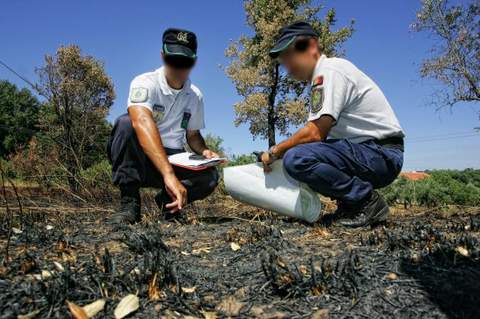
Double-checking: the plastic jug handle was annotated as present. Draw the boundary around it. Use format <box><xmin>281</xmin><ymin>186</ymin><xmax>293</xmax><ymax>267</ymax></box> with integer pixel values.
<box><xmin>252</xmin><ymin>151</ymin><xmax>264</xmax><ymax>163</ymax></box>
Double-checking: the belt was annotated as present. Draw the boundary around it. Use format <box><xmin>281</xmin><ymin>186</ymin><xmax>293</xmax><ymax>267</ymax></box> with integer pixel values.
<box><xmin>371</xmin><ymin>136</ymin><xmax>404</xmax><ymax>151</ymax></box>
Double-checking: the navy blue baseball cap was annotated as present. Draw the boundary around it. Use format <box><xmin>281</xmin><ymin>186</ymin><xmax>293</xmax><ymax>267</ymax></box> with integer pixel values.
<box><xmin>269</xmin><ymin>21</ymin><xmax>318</xmax><ymax>58</ymax></box>
<box><xmin>162</xmin><ymin>28</ymin><xmax>197</xmax><ymax>59</ymax></box>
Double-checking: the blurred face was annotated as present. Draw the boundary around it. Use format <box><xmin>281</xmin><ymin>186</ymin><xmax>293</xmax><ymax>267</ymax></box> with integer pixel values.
<box><xmin>162</xmin><ymin>53</ymin><xmax>196</xmax><ymax>85</ymax></box>
<box><xmin>277</xmin><ymin>37</ymin><xmax>319</xmax><ymax>81</ymax></box>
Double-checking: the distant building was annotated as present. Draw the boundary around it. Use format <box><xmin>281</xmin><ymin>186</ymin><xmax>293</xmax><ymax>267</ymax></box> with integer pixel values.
<box><xmin>399</xmin><ymin>171</ymin><xmax>431</xmax><ymax>181</ymax></box>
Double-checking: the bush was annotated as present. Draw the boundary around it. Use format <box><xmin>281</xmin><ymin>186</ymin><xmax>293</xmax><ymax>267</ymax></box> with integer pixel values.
<box><xmin>0</xmin><ymin>158</ymin><xmax>16</xmax><ymax>179</ymax></box>
<box><xmin>9</xmin><ymin>137</ymin><xmax>66</xmax><ymax>188</ymax></box>
<box><xmin>79</xmin><ymin>160</ymin><xmax>112</xmax><ymax>189</ymax></box>
<box><xmin>380</xmin><ymin>169</ymin><xmax>480</xmax><ymax>208</ymax></box>
<box><xmin>79</xmin><ymin>160</ymin><xmax>115</xmax><ymax>199</ymax></box>
<box><xmin>379</xmin><ymin>177</ymin><xmax>415</xmax><ymax>208</ymax></box>
<box><xmin>415</xmin><ymin>179</ymin><xmax>452</xmax><ymax>208</ymax></box>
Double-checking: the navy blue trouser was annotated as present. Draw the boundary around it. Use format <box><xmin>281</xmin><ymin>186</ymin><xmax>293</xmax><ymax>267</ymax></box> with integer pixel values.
<box><xmin>283</xmin><ymin>139</ymin><xmax>403</xmax><ymax>205</ymax></box>
<box><xmin>107</xmin><ymin>114</ymin><xmax>219</xmax><ymax>204</ymax></box>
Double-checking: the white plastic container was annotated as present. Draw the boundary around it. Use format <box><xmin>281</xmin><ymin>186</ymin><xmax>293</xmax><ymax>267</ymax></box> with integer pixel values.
<box><xmin>223</xmin><ymin>160</ymin><xmax>321</xmax><ymax>223</ymax></box>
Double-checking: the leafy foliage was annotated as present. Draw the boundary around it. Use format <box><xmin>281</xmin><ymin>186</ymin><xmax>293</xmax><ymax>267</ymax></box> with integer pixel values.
<box><xmin>225</xmin><ymin>0</ymin><xmax>354</xmax><ymax>147</ymax></box>
<box><xmin>227</xmin><ymin>154</ymin><xmax>256</xmax><ymax>167</ymax></box>
<box><xmin>78</xmin><ymin>159</ymin><xmax>115</xmax><ymax>199</ymax></box>
<box><xmin>379</xmin><ymin>169</ymin><xmax>480</xmax><ymax>208</ymax></box>
<box><xmin>0</xmin><ymin>80</ymin><xmax>40</xmax><ymax>157</ymax></box>
<box><xmin>35</xmin><ymin>45</ymin><xmax>115</xmax><ymax>191</ymax></box>
<box><xmin>9</xmin><ymin>137</ymin><xmax>66</xmax><ymax>188</ymax></box>
<box><xmin>412</xmin><ymin>0</ymin><xmax>480</xmax><ymax>108</ymax></box>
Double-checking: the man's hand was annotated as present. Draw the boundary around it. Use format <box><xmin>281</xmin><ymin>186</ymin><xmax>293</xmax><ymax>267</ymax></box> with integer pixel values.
<box><xmin>202</xmin><ymin>149</ymin><xmax>219</xmax><ymax>159</ymax></box>
<box><xmin>261</xmin><ymin>151</ymin><xmax>276</xmax><ymax>173</ymax></box>
<box><xmin>163</xmin><ymin>173</ymin><xmax>187</xmax><ymax>213</ymax></box>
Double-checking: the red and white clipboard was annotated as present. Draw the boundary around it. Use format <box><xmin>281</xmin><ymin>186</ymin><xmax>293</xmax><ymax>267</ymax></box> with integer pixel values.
<box><xmin>168</xmin><ymin>152</ymin><xmax>227</xmax><ymax>171</ymax></box>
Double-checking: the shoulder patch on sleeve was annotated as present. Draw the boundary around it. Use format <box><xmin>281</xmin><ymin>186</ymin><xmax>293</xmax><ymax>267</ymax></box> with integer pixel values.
<box><xmin>310</xmin><ymin>85</ymin><xmax>324</xmax><ymax>114</ymax></box>
<box><xmin>130</xmin><ymin>87</ymin><xmax>148</xmax><ymax>103</ymax></box>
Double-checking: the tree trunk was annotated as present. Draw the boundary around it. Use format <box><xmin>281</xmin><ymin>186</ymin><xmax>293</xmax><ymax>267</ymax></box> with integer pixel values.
<box><xmin>267</xmin><ymin>64</ymin><xmax>280</xmax><ymax>148</ymax></box>
<box><xmin>67</xmin><ymin>173</ymin><xmax>78</xmax><ymax>193</ymax></box>
<box><xmin>267</xmin><ymin>106</ymin><xmax>276</xmax><ymax>147</ymax></box>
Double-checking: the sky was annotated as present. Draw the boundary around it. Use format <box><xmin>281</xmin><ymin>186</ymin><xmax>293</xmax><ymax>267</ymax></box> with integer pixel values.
<box><xmin>1</xmin><ymin>0</ymin><xmax>479</xmax><ymax>171</ymax></box>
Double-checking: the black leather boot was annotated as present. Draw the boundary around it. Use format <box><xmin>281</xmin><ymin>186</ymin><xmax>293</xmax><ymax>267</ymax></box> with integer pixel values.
<box><xmin>110</xmin><ymin>185</ymin><xmax>141</xmax><ymax>225</ymax></box>
<box><xmin>337</xmin><ymin>191</ymin><xmax>389</xmax><ymax>228</ymax></box>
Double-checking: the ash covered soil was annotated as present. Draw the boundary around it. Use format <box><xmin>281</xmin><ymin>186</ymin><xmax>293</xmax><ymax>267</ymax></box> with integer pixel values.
<box><xmin>1</xmin><ymin>193</ymin><xmax>480</xmax><ymax>319</ymax></box>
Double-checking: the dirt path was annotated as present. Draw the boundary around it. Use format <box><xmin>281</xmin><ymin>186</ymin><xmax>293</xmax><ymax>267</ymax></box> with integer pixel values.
<box><xmin>1</xmin><ymin>195</ymin><xmax>479</xmax><ymax>318</ymax></box>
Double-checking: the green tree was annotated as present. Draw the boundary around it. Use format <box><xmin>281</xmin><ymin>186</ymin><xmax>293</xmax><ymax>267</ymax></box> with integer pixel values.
<box><xmin>204</xmin><ymin>133</ymin><xmax>226</xmax><ymax>157</ymax></box>
<box><xmin>36</xmin><ymin>45</ymin><xmax>115</xmax><ymax>192</ymax></box>
<box><xmin>225</xmin><ymin>0</ymin><xmax>354</xmax><ymax>147</ymax></box>
<box><xmin>0</xmin><ymin>80</ymin><xmax>40</xmax><ymax>157</ymax></box>
<box><xmin>413</xmin><ymin>0</ymin><xmax>480</xmax><ymax>108</ymax></box>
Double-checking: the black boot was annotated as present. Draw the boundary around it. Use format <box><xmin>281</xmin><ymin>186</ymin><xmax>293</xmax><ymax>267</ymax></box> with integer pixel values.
<box><xmin>337</xmin><ymin>191</ymin><xmax>389</xmax><ymax>228</ymax></box>
<box><xmin>110</xmin><ymin>185</ymin><xmax>141</xmax><ymax>225</ymax></box>
<box><xmin>334</xmin><ymin>200</ymin><xmax>358</xmax><ymax>217</ymax></box>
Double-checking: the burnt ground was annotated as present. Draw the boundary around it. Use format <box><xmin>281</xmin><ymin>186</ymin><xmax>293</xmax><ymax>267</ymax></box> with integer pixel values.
<box><xmin>1</xmin><ymin>189</ymin><xmax>480</xmax><ymax>319</ymax></box>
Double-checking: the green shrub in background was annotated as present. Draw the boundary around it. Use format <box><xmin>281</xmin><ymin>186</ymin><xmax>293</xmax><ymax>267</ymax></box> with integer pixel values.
<box><xmin>78</xmin><ymin>160</ymin><xmax>115</xmax><ymax>200</ymax></box>
<box><xmin>0</xmin><ymin>157</ymin><xmax>16</xmax><ymax>179</ymax></box>
<box><xmin>415</xmin><ymin>178</ymin><xmax>452</xmax><ymax>208</ymax></box>
<box><xmin>380</xmin><ymin>169</ymin><xmax>480</xmax><ymax>208</ymax></box>
<box><xmin>226</xmin><ymin>154</ymin><xmax>256</xmax><ymax>167</ymax></box>
<box><xmin>204</xmin><ymin>134</ymin><xmax>226</xmax><ymax>158</ymax></box>
<box><xmin>379</xmin><ymin>177</ymin><xmax>412</xmax><ymax>208</ymax></box>
<box><xmin>79</xmin><ymin>159</ymin><xmax>113</xmax><ymax>191</ymax></box>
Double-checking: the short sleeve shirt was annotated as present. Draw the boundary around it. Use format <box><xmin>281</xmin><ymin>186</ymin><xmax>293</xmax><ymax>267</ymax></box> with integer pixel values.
<box><xmin>127</xmin><ymin>67</ymin><xmax>205</xmax><ymax>149</ymax></box>
<box><xmin>308</xmin><ymin>55</ymin><xmax>405</xmax><ymax>143</ymax></box>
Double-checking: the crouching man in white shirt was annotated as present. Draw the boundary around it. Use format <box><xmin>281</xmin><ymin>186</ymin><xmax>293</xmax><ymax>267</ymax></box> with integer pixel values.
<box><xmin>107</xmin><ymin>28</ymin><xmax>219</xmax><ymax>225</ymax></box>
<box><xmin>262</xmin><ymin>22</ymin><xmax>405</xmax><ymax>227</ymax></box>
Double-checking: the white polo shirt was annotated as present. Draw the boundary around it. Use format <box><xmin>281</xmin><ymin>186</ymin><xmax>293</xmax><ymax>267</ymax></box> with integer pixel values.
<box><xmin>127</xmin><ymin>66</ymin><xmax>205</xmax><ymax>149</ymax></box>
<box><xmin>308</xmin><ymin>54</ymin><xmax>404</xmax><ymax>143</ymax></box>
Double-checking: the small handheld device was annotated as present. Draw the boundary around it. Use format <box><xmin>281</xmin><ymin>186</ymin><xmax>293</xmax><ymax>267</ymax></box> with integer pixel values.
<box><xmin>189</xmin><ymin>154</ymin><xmax>206</xmax><ymax>160</ymax></box>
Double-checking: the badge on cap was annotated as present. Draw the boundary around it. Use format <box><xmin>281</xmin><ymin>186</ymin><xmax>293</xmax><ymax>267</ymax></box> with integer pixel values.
<box><xmin>130</xmin><ymin>87</ymin><xmax>148</xmax><ymax>103</ymax></box>
<box><xmin>177</xmin><ymin>32</ymin><xmax>189</xmax><ymax>44</ymax></box>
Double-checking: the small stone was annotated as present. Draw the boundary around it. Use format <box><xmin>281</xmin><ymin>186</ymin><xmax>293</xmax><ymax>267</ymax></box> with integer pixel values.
<box><xmin>311</xmin><ymin>308</ymin><xmax>329</xmax><ymax>319</ymax></box>
<box><xmin>386</xmin><ymin>272</ymin><xmax>398</xmax><ymax>280</ymax></box>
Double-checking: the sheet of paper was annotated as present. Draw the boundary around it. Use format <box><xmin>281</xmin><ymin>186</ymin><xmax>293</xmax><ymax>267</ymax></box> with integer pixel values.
<box><xmin>168</xmin><ymin>152</ymin><xmax>226</xmax><ymax>168</ymax></box>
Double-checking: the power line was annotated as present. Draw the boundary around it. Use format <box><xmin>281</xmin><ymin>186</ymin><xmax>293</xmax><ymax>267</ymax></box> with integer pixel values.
<box><xmin>407</xmin><ymin>130</ymin><xmax>479</xmax><ymax>141</ymax></box>
<box><xmin>0</xmin><ymin>59</ymin><xmax>40</xmax><ymax>93</ymax></box>
<box><xmin>407</xmin><ymin>133</ymin><xmax>480</xmax><ymax>143</ymax></box>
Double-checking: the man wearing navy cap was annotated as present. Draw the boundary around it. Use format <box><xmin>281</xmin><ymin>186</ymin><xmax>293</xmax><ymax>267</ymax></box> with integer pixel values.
<box><xmin>262</xmin><ymin>22</ymin><xmax>405</xmax><ymax>227</ymax></box>
<box><xmin>107</xmin><ymin>28</ymin><xmax>219</xmax><ymax>225</ymax></box>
